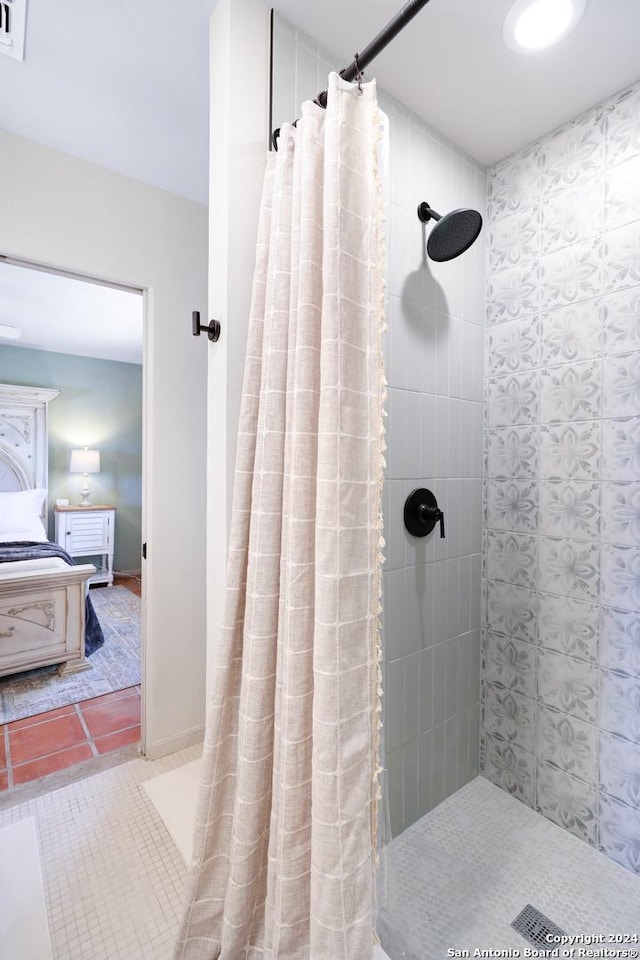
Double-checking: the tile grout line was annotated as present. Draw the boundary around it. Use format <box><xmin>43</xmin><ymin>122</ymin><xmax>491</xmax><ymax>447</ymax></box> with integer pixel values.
<box><xmin>4</xmin><ymin>688</ymin><xmax>141</xmax><ymax>789</ymax></box>
<box><xmin>74</xmin><ymin>703</ymin><xmax>100</xmax><ymax>758</ymax></box>
<box><xmin>3</xmin><ymin>724</ymin><xmax>13</xmax><ymax>789</ymax></box>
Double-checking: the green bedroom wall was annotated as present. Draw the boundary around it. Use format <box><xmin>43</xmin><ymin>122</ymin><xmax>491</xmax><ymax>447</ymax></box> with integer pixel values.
<box><xmin>0</xmin><ymin>345</ymin><xmax>142</xmax><ymax>573</ymax></box>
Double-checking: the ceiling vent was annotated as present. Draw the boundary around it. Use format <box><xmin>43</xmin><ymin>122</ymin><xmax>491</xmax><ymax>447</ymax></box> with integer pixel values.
<box><xmin>0</xmin><ymin>0</ymin><xmax>27</xmax><ymax>61</ymax></box>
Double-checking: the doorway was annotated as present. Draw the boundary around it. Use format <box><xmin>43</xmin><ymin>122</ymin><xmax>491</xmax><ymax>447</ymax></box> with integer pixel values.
<box><xmin>0</xmin><ymin>259</ymin><xmax>145</xmax><ymax>791</ymax></box>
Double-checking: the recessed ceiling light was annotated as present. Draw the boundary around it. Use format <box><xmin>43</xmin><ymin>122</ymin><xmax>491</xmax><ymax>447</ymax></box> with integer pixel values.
<box><xmin>504</xmin><ymin>0</ymin><xmax>586</xmax><ymax>53</ymax></box>
<box><xmin>0</xmin><ymin>324</ymin><xmax>22</xmax><ymax>340</ymax></box>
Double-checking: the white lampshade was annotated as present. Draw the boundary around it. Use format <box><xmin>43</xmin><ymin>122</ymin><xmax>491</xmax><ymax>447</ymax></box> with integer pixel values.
<box><xmin>70</xmin><ymin>447</ymin><xmax>101</xmax><ymax>474</ymax></box>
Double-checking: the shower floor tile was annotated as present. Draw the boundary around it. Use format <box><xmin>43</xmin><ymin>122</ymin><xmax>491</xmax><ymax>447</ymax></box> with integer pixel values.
<box><xmin>0</xmin><ymin>743</ymin><xmax>199</xmax><ymax>959</ymax></box>
<box><xmin>378</xmin><ymin>776</ymin><xmax>640</xmax><ymax>960</ymax></box>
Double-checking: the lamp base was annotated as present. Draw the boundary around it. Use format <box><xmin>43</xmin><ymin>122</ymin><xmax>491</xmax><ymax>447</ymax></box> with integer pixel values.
<box><xmin>79</xmin><ymin>480</ymin><xmax>92</xmax><ymax>507</ymax></box>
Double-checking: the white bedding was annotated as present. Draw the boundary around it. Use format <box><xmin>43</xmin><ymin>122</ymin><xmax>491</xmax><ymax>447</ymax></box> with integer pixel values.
<box><xmin>0</xmin><ymin>557</ymin><xmax>67</xmax><ymax>576</ymax></box>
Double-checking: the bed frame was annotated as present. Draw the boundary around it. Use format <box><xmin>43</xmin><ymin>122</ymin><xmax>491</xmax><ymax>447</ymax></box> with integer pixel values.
<box><xmin>0</xmin><ymin>383</ymin><xmax>96</xmax><ymax>678</ymax></box>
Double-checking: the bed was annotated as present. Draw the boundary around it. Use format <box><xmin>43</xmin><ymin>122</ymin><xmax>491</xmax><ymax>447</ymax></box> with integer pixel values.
<box><xmin>0</xmin><ymin>383</ymin><xmax>100</xmax><ymax>678</ymax></box>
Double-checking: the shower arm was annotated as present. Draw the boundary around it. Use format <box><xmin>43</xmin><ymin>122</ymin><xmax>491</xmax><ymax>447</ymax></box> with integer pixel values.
<box><xmin>272</xmin><ymin>0</ymin><xmax>432</xmax><ymax>148</ymax></box>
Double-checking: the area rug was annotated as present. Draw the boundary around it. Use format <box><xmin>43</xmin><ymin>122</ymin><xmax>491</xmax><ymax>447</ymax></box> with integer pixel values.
<box><xmin>0</xmin><ymin>586</ymin><xmax>141</xmax><ymax>725</ymax></box>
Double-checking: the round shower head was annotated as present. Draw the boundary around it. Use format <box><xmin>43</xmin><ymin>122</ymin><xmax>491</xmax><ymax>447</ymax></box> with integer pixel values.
<box><xmin>427</xmin><ymin>208</ymin><xmax>483</xmax><ymax>262</ymax></box>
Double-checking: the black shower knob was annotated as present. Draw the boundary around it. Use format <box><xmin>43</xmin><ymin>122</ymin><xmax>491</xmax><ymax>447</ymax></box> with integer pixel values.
<box><xmin>404</xmin><ymin>488</ymin><xmax>445</xmax><ymax>538</ymax></box>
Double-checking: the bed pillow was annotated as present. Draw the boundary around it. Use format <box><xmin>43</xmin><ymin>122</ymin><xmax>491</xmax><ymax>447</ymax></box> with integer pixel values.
<box><xmin>0</xmin><ymin>488</ymin><xmax>48</xmax><ymax>543</ymax></box>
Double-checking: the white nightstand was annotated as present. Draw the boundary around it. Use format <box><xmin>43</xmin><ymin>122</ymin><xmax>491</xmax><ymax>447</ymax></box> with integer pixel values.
<box><xmin>54</xmin><ymin>505</ymin><xmax>116</xmax><ymax>586</ymax></box>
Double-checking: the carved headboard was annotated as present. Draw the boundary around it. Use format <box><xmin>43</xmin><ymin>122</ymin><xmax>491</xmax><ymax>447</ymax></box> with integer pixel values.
<box><xmin>0</xmin><ymin>384</ymin><xmax>60</xmax><ymax>494</ymax></box>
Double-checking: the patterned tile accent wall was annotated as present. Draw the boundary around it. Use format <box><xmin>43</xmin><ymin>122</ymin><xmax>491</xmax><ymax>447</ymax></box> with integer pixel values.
<box><xmin>482</xmin><ymin>81</ymin><xmax>640</xmax><ymax>875</ymax></box>
<box><xmin>272</xmin><ymin>14</ymin><xmax>488</xmax><ymax>839</ymax></box>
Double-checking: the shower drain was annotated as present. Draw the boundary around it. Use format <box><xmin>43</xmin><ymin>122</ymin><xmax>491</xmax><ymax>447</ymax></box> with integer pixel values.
<box><xmin>511</xmin><ymin>904</ymin><xmax>567</xmax><ymax>950</ymax></box>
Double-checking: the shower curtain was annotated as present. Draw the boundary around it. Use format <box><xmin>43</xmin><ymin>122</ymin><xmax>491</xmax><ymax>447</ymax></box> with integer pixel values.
<box><xmin>174</xmin><ymin>72</ymin><xmax>386</xmax><ymax>960</ymax></box>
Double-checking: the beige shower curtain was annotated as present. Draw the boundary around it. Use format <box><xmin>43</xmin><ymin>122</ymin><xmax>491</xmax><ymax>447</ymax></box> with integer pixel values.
<box><xmin>174</xmin><ymin>72</ymin><xmax>386</xmax><ymax>960</ymax></box>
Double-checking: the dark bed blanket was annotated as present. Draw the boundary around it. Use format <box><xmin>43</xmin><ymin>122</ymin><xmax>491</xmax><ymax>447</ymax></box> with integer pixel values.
<box><xmin>0</xmin><ymin>542</ymin><xmax>105</xmax><ymax>656</ymax></box>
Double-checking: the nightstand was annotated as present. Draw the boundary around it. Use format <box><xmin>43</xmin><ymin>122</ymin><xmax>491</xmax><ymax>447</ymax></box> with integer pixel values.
<box><xmin>54</xmin><ymin>505</ymin><xmax>116</xmax><ymax>586</ymax></box>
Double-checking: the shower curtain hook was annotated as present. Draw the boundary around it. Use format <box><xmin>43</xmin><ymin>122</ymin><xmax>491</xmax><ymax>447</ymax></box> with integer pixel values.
<box><xmin>353</xmin><ymin>53</ymin><xmax>363</xmax><ymax>93</ymax></box>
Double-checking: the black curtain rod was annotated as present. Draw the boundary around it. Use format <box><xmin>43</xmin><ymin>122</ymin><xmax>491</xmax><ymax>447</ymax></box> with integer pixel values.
<box><xmin>273</xmin><ymin>0</ymin><xmax>431</xmax><ymax>148</ymax></box>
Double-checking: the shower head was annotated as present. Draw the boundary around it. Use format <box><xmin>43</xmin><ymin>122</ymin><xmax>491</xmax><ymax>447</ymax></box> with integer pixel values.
<box><xmin>417</xmin><ymin>201</ymin><xmax>483</xmax><ymax>262</ymax></box>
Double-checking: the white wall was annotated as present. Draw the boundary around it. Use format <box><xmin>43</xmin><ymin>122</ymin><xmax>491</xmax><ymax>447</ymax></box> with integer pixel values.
<box><xmin>207</xmin><ymin>0</ymin><xmax>271</xmax><ymax>700</ymax></box>
<box><xmin>0</xmin><ymin>130</ymin><xmax>208</xmax><ymax>758</ymax></box>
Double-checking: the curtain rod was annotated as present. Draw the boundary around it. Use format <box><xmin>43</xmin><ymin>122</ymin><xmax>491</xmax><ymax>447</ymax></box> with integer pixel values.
<box><xmin>273</xmin><ymin>0</ymin><xmax>431</xmax><ymax>148</ymax></box>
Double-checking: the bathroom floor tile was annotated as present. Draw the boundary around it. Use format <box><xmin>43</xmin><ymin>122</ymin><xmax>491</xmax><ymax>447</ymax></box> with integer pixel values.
<box><xmin>0</xmin><ymin>743</ymin><xmax>200</xmax><ymax>959</ymax></box>
<box><xmin>12</xmin><ymin>744</ymin><xmax>95</xmax><ymax>786</ymax></box>
<box><xmin>378</xmin><ymin>776</ymin><xmax>640</xmax><ymax>959</ymax></box>
<box><xmin>80</xmin><ymin>692</ymin><xmax>141</xmax><ymax>738</ymax></box>
<box><xmin>0</xmin><ymin>689</ymin><xmax>141</xmax><ymax>795</ymax></box>
<box><xmin>8</xmin><ymin>704</ymin><xmax>76</xmax><ymax>733</ymax></box>
<box><xmin>9</xmin><ymin>713</ymin><xmax>87</xmax><ymax>766</ymax></box>
<box><xmin>95</xmin><ymin>724</ymin><xmax>141</xmax><ymax>755</ymax></box>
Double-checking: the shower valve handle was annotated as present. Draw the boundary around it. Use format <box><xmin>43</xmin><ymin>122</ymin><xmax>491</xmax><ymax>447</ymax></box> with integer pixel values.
<box><xmin>404</xmin><ymin>488</ymin><xmax>446</xmax><ymax>539</ymax></box>
<box><xmin>419</xmin><ymin>502</ymin><xmax>445</xmax><ymax>538</ymax></box>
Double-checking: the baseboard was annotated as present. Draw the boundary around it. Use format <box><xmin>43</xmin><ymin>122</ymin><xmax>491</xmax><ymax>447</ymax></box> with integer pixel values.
<box><xmin>143</xmin><ymin>724</ymin><xmax>205</xmax><ymax>761</ymax></box>
<box><xmin>114</xmin><ymin>569</ymin><xmax>142</xmax><ymax>578</ymax></box>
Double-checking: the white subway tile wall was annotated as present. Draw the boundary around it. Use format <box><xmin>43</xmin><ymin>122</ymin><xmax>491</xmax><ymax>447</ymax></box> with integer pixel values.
<box><xmin>483</xmin><ymin>81</ymin><xmax>640</xmax><ymax>876</ymax></box>
<box><xmin>272</xmin><ymin>13</ymin><xmax>487</xmax><ymax>837</ymax></box>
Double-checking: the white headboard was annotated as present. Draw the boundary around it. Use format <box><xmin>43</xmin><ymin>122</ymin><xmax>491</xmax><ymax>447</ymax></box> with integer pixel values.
<box><xmin>0</xmin><ymin>384</ymin><xmax>60</xmax><ymax>493</ymax></box>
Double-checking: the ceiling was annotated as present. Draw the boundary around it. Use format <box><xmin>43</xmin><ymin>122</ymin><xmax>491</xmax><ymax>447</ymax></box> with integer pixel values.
<box><xmin>0</xmin><ymin>0</ymin><xmax>638</xmax><ymax>203</ymax></box>
<box><xmin>280</xmin><ymin>0</ymin><xmax>640</xmax><ymax>166</ymax></box>
<box><xmin>0</xmin><ymin>262</ymin><xmax>143</xmax><ymax>365</ymax></box>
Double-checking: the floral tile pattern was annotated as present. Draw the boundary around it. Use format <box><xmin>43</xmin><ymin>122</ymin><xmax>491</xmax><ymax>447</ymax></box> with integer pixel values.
<box><xmin>536</xmin><ymin>761</ymin><xmax>598</xmax><ymax>845</ymax></box>
<box><xmin>484</xmin><ymin>80</ymin><xmax>640</xmax><ymax>876</ymax></box>
<box><xmin>485</xmin><ymin>426</ymin><xmax>539</xmax><ymax>479</ymax></box>
<box><xmin>538</xmin><ymin>537</ymin><xmax>600</xmax><ymax>601</ymax></box>
<box><xmin>536</xmin><ymin>704</ymin><xmax>597</xmax><ymax>783</ymax></box>
<box><xmin>602</xmin><ymin>351</ymin><xmax>640</xmax><ymax>418</ymax></box>
<box><xmin>601</xmin><ymin>482</ymin><xmax>640</xmax><ymax>545</ymax></box>
<box><xmin>538</xmin><ymin>481</ymin><xmax>600</xmax><ymax>540</ymax></box>
<box><xmin>537</xmin><ymin>648</ymin><xmax>599</xmax><ymax>724</ymax></box>
<box><xmin>539</xmin><ymin>241</ymin><xmax>602</xmax><ymax>312</ymax></box>
<box><xmin>602</xmin><ymin>287</ymin><xmax>640</xmax><ymax>357</ymax></box>
<box><xmin>600</xmin><ymin>671</ymin><xmax>640</xmax><ymax>743</ymax></box>
<box><xmin>487</xmin><ymin>316</ymin><xmax>540</xmax><ymax>376</ymax></box>
<box><xmin>599</xmin><ymin>606</ymin><xmax>640</xmax><ymax>678</ymax></box>
<box><xmin>484</xmin><ymin>631</ymin><xmax>537</xmax><ymax>699</ymax></box>
<box><xmin>539</xmin><ymin>360</ymin><xmax>602</xmax><ymax>423</ymax></box>
<box><xmin>601</xmin><ymin>417</ymin><xmax>640</xmax><ymax>481</ymax></box>
<box><xmin>599</xmin><ymin>794</ymin><xmax>640</xmax><ymax>874</ymax></box>
<box><xmin>485</xmin><ymin>581</ymin><xmax>538</xmax><ymax>644</ymax></box>
<box><xmin>539</xmin><ymin>421</ymin><xmax>601</xmax><ymax>480</ymax></box>
<box><xmin>538</xmin><ymin>594</ymin><xmax>598</xmax><ymax>662</ymax></box>
<box><xmin>600</xmin><ymin>732</ymin><xmax>640</xmax><ymax>809</ymax></box>
<box><xmin>542</xmin><ymin>179</ymin><xmax>604</xmax><ymax>254</ymax></box>
<box><xmin>541</xmin><ymin>114</ymin><xmax>604</xmax><ymax>187</ymax></box>
<box><xmin>484</xmin><ymin>686</ymin><xmax>535</xmax><ymax>753</ymax></box>
<box><xmin>483</xmin><ymin>734</ymin><xmax>535</xmax><ymax>805</ymax></box>
<box><xmin>600</xmin><ymin>544</ymin><xmax>640</xmax><ymax>611</ymax></box>
<box><xmin>487</xmin><ymin>372</ymin><xmax>539</xmax><ymax>427</ymax></box>
<box><xmin>484</xmin><ymin>530</ymin><xmax>538</xmax><ymax>587</ymax></box>
<box><xmin>540</xmin><ymin>302</ymin><xmax>602</xmax><ymax>365</ymax></box>
<box><xmin>484</xmin><ymin>479</ymin><xmax>538</xmax><ymax>533</ymax></box>
<box><xmin>602</xmin><ymin>222</ymin><xmax>640</xmax><ymax>294</ymax></box>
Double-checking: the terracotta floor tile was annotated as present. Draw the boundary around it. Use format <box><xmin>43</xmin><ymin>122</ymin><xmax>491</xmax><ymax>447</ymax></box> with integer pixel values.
<box><xmin>10</xmin><ymin>712</ymin><xmax>87</xmax><ymax>766</ymax></box>
<box><xmin>81</xmin><ymin>693</ymin><xmax>141</xmax><ymax>738</ymax></box>
<box><xmin>12</xmin><ymin>744</ymin><xmax>94</xmax><ymax>786</ymax></box>
<box><xmin>0</xmin><ymin>770</ymin><xmax>7</xmax><ymax>791</ymax></box>
<box><xmin>9</xmin><ymin>704</ymin><xmax>76</xmax><ymax>733</ymax></box>
<box><xmin>95</xmin><ymin>725</ymin><xmax>141</xmax><ymax>755</ymax></box>
<box><xmin>77</xmin><ymin>687</ymin><xmax>138</xmax><ymax>709</ymax></box>
<box><xmin>0</xmin><ymin>732</ymin><xmax>6</xmax><ymax>770</ymax></box>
